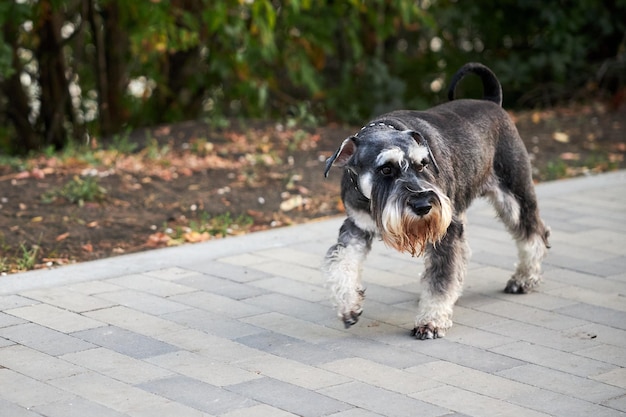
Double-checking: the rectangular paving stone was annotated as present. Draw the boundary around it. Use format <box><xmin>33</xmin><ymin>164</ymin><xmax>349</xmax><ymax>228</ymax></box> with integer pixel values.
<box><xmin>187</xmin><ymin>260</ymin><xmax>272</xmax><ymax>283</ymax></box>
<box><xmin>574</xmin><ymin>344</ymin><xmax>626</xmax><ymax>367</ymax></box>
<box><xmin>319</xmin><ymin>337</ymin><xmax>435</xmax><ymax>369</ymax></box>
<box><xmin>507</xmin><ymin>386</ymin><xmax>625</xmax><ymax>417</ymax></box>
<box><xmin>0</xmin><ymin>294</ymin><xmax>39</xmax><ymax>310</ymax></box>
<box><xmin>395</xmin><ymin>338</ymin><xmax>526</xmax><ymax>373</ymax></box>
<box><xmin>443</xmin><ymin>323</ymin><xmax>517</xmax><ymax>349</ymax></box>
<box><xmin>96</xmin><ymin>289</ymin><xmax>191</xmax><ymax>316</ymax></box>
<box><xmin>234</xmin><ymin>354</ymin><xmax>350</xmax><ymax>390</ymax></box>
<box><xmin>473</xmin><ymin>300</ymin><xmax>589</xmax><ymax>330</ymax></box>
<box><xmin>250</xmin><ymin>260</ymin><xmax>323</xmax><ymax>285</ymax></box>
<box><xmin>6</xmin><ymin>304</ymin><xmax>104</xmax><ymax>333</ymax></box>
<box><xmin>602</xmin><ymin>395</ymin><xmax>626</xmax><ymax>413</ymax></box>
<box><xmin>322</xmin><ymin>409</ymin><xmax>385</xmax><ymax>417</ymax></box>
<box><xmin>83</xmin><ymin>306</ymin><xmax>185</xmax><ymax>337</ymax></box>
<box><xmin>61</xmin><ymin>347</ymin><xmax>174</xmax><ymax>384</ymax></box>
<box><xmin>106</xmin><ymin>274</ymin><xmax>196</xmax><ymax>297</ymax></box>
<box><xmin>139</xmin><ymin>375</ymin><xmax>258</xmax><ymax>415</ymax></box>
<box><xmin>169</xmin><ymin>290</ymin><xmax>266</xmax><ymax>318</ymax></box>
<box><xmin>0</xmin><ymin>311</ymin><xmax>26</xmax><ymax>328</ymax></box>
<box><xmin>549</xmin><ymin>268</ymin><xmax>626</xmax><ymax>294</ymax></box>
<box><xmin>407</xmin><ymin>360</ymin><xmax>536</xmax><ymax>400</ymax></box>
<box><xmin>217</xmin><ymin>253</ymin><xmax>272</xmax><ymax>267</ymax></box>
<box><xmin>0</xmin><ymin>368</ymin><xmax>75</xmax><ymax>409</ymax></box>
<box><xmin>253</xmin><ymin>247</ymin><xmax>324</xmax><ymax>269</ymax></box>
<box><xmin>0</xmin><ymin>336</ymin><xmax>14</xmax><ymax>348</ymax></box>
<box><xmin>142</xmin><ymin>266</ymin><xmax>204</xmax><ymax>281</ymax></box>
<box><xmin>241</xmin><ymin>312</ymin><xmax>348</xmax><ymax>344</ymax></box>
<box><xmin>157</xmin><ymin>329</ymin><xmax>261</xmax><ymax>362</ymax></box>
<box><xmin>236</xmin><ymin>331</ymin><xmax>349</xmax><ymax>365</ymax></box>
<box><xmin>221</xmin><ymin>404</ymin><xmax>300</xmax><ymax>417</ymax></box>
<box><xmin>0</xmin><ymin>345</ymin><xmax>86</xmax><ymax>381</ymax></box>
<box><xmin>31</xmin><ymin>396</ymin><xmax>127</xmax><ymax>417</ymax></box>
<box><xmin>556</xmin><ymin>303</ymin><xmax>626</xmax><ymax>330</ymax></box>
<box><xmin>19</xmin><ymin>287</ymin><xmax>115</xmax><ymax>312</ymax></box>
<box><xmin>0</xmin><ymin>322</ymin><xmax>95</xmax><ymax>356</ymax></box>
<box><xmin>569</xmin><ymin>323</ymin><xmax>626</xmax><ymax>349</ymax></box>
<box><xmin>71</xmin><ymin>326</ymin><xmax>180</xmax><ymax>359</ymax></box>
<box><xmin>413</xmin><ymin>385</ymin><xmax>552</xmax><ymax>417</ymax></box>
<box><xmin>321</xmin><ymin>358</ymin><xmax>442</xmax><ymax>394</ymax></box>
<box><xmin>228</xmin><ymin>377</ymin><xmax>351</xmax><ymax>417</ymax></box>
<box><xmin>490</xmin><ymin>341</ymin><xmax>615</xmax><ymax>377</ymax></box>
<box><xmin>123</xmin><ymin>400</ymin><xmax>210</xmax><ymax>417</ymax></box>
<box><xmin>178</xmin><ymin>274</ymin><xmax>268</xmax><ymax>300</ymax></box>
<box><xmin>250</xmin><ymin>277</ymin><xmax>328</xmax><ymax>302</ymax></box>
<box><xmin>483</xmin><ymin>319</ymin><xmax>602</xmax><ymax>352</ymax></box>
<box><xmin>0</xmin><ymin>398</ymin><xmax>44</xmax><ymax>417</ymax></box>
<box><xmin>146</xmin><ymin>350</ymin><xmax>262</xmax><ymax>386</ymax></box>
<box><xmin>591</xmin><ymin>368</ymin><xmax>626</xmax><ymax>389</ymax></box>
<box><xmin>243</xmin><ymin>293</ymin><xmax>330</xmax><ymax>323</ymax></box>
<box><xmin>496</xmin><ymin>364</ymin><xmax>625</xmax><ymax>404</ymax></box>
<box><xmin>319</xmin><ymin>381</ymin><xmax>448</xmax><ymax>417</ymax></box>
<box><xmin>162</xmin><ymin>308</ymin><xmax>265</xmax><ymax>339</ymax></box>
<box><xmin>547</xmin><ymin>285</ymin><xmax>626</xmax><ymax>312</ymax></box>
<box><xmin>65</xmin><ymin>280</ymin><xmax>122</xmax><ymax>294</ymax></box>
<box><xmin>50</xmin><ymin>371</ymin><xmax>173</xmax><ymax>415</ymax></box>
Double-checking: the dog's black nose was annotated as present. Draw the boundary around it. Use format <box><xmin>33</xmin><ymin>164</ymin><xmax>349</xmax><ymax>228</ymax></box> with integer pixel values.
<box><xmin>409</xmin><ymin>194</ymin><xmax>433</xmax><ymax>216</ymax></box>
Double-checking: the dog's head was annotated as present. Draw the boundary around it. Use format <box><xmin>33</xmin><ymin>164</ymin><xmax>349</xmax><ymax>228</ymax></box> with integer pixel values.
<box><xmin>325</xmin><ymin>124</ymin><xmax>452</xmax><ymax>255</ymax></box>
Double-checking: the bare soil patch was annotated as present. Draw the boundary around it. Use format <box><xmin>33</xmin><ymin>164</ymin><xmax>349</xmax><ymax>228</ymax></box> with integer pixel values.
<box><xmin>1</xmin><ymin>102</ymin><xmax>624</xmax><ymax>273</ymax></box>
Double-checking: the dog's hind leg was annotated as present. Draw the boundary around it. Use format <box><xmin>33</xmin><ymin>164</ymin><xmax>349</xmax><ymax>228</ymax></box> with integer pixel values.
<box><xmin>413</xmin><ymin>218</ymin><xmax>470</xmax><ymax>339</ymax></box>
<box><xmin>322</xmin><ymin>218</ymin><xmax>374</xmax><ymax>327</ymax></box>
<box><xmin>487</xmin><ymin>182</ymin><xmax>550</xmax><ymax>294</ymax></box>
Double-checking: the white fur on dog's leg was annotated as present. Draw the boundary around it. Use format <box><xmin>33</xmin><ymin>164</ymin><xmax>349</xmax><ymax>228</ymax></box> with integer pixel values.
<box><xmin>413</xmin><ymin>225</ymin><xmax>469</xmax><ymax>340</ymax></box>
<box><xmin>505</xmin><ymin>233</ymin><xmax>548</xmax><ymax>293</ymax></box>
<box><xmin>413</xmin><ymin>286</ymin><xmax>455</xmax><ymax>339</ymax></box>
<box><xmin>323</xmin><ymin>237</ymin><xmax>370</xmax><ymax>327</ymax></box>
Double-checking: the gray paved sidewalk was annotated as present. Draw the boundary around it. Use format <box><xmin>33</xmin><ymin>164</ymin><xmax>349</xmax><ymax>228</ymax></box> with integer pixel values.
<box><xmin>1</xmin><ymin>171</ymin><xmax>625</xmax><ymax>417</ymax></box>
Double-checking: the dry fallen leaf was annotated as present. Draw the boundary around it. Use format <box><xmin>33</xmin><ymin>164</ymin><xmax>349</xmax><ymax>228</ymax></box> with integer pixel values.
<box><xmin>183</xmin><ymin>231</ymin><xmax>210</xmax><ymax>243</ymax></box>
<box><xmin>280</xmin><ymin>195</ymin><xmax>303</xmax><ymax>212</ymax></box>
<box><xmin>81</xmin><ymin>243</ymin><xmax>93</xmax><ymax>253</ymax></box>
<box><xmin>56</xmin><ymin>232</ymin><xmax>70</xmax><ymax>241</ymax></box>
<box><xmin>552</xmin><ymin>132</ymin><xmax>570</xmax><ymax>143</ymax></box>
<box><xmin>146</xmin><ymin>232</ymin><xmax>171</xmax><ymax>247</ymax></box>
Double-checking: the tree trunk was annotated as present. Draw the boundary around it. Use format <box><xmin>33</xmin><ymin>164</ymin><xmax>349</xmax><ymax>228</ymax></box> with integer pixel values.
<box><xmin>1</xmin><ymin>16</ymin><xmax>38</xmax><ymax>154</ymax></box>
<box><xmin>101</xmin><ymin>1</ymin><xmax>129</xmax><ymax>133</ymax></box>
<box><xmin>35</xmin><ymin>0</ymin><xmax>72</xmax><ymax>150</ymax></box>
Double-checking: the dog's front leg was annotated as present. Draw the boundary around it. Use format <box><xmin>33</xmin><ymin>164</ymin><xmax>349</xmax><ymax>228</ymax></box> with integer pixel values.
<box><xmin>322</xmin><ymin>218</ymin><xmax>373</xmax><ymax>328</ymax></box>
<box><xmin>413</xmin><ymin>219</ymin><xmax>469</xmax><ymax>339</ymax></box>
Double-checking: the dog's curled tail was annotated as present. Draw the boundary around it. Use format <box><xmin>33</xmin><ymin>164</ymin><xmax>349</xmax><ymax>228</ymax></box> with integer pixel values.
<box><xmin>447</xmin><ymin>62</ymin><xmax>503</xmax><ymax>106</ymax></box>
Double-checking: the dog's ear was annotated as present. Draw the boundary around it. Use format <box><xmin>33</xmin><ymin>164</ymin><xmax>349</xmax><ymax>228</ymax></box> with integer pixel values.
<box><xmin>324</xmin><ymin>136</ymin><xmax>357</xmax><ymax>178</ymax></box>
<box><xmin>409</xmin><ymin>131</ymin><xmax>440</xmax><ymax>175</ymax></box>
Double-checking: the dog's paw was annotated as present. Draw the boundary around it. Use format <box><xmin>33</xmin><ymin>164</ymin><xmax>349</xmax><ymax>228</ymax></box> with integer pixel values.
<box><xmin>504</xmin><ymin>276</ymin><xmax>538</xmax><ymax>294</ymax></box>
<box><xmin>341</xmin><ymin>310</ymin><xmax>363</xmax><ymax>328</ymax></box>
<box><xmin>411</xmin><ymin>323</ymin><xmax>445</xmax><ymax>340</ymax></box>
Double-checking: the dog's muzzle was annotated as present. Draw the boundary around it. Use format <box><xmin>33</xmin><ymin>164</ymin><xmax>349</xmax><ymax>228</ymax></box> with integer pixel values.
<box><xmin>408</xmin><ymin>191</ymin><xmax>437</xmax><ymax>217</ymax></box>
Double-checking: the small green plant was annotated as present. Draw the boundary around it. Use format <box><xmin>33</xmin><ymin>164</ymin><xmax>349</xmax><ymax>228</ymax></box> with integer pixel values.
<box><xmin>543</xmin><ymin>159</ymin><xmax>569</xmax><ymax>181</ymax></box>
<box><xmin>43</xmin><ymin>175</ymin><xmax>108</xmax><ymax>206</ymax></box>
<box><xmin>0</xmin><ymin>257</ymin><xmax>9</xmax><ymax>274</ymax></box>
<box><xmin>16</xmin><ymin>243</ymin><xmax>39</xmax><ymax>271</ymax></box>
<box><xmin>109</xmin><ymin>129</ymin><xmax>138</xmax><ymax>153</ymax></box>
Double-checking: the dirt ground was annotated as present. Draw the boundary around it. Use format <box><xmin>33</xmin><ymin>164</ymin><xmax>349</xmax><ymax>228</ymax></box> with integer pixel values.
<box><xmin>1</xmin><ymin>101</ymin><xmax>624</xmax><ymax>273</ymax></box>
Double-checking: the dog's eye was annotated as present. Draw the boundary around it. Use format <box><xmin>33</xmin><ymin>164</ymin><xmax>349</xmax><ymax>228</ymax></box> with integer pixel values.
<box><xmin>379</xmin><ymin>165</ymin><xmax>395</xmax><ymax>177</ymax></box>
<box><xmin>415</xmin><ymin>159</ymin><xmax>429</xmax><ymax>172</ymax></box>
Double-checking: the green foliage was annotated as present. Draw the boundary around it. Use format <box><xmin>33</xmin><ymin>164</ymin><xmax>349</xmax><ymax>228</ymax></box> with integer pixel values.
<box><xmin>44</xmin><ymin>176</ymin><xmax>108</xmax><ymax>207</ymax></box>
<box><xmin>0</xmin><ymin>0</ymin><xmax>624</xmax><ymax>155</ymax></box>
